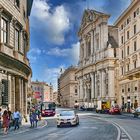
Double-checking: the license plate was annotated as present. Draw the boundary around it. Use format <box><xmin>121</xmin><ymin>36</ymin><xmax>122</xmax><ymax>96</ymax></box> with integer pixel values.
<box><xmin>64</xmin><ymin>120</ymin><xmax>67</xmax><ymax>123</ymax></box>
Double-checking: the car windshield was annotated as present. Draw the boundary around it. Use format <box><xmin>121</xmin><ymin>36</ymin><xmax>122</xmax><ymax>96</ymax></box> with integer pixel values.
<box><xmin>60</xmin><ymin>111</ymin><xmax>75</xmax><ymax>116</ymax></box>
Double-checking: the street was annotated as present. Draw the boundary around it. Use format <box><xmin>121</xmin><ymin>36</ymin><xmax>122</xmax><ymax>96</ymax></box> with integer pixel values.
<box><xmin>1</xmin><ymin>111</ymin><xmax>140</xmax><ymax>140</ymax></box>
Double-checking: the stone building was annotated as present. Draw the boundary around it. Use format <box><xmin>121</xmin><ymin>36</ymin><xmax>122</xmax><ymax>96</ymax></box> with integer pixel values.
<box><xmin>114</xmin><ymin>0</ymin><xmax>140</xmax><ymax>109</ymax></box>
<box><xmin>52</xmin><ymin>91</ymin><xmax>58</xmax><ymax>104</ymax></box>
<box><xmin>0</xmin><ymin>0</ymin><xmax>33</xmax><ymax>115</ymax></box>
<box><xmin>76</xmin><ymin>9</ymin><xmax>118</xmax><ymax>108</ymax></box>
<box><xmin>31</xmin><ymin>81</ymin><xmax>53</xmax><ymax>103</ymax></box>
<box><xmin>59</xmin><ymin>66</ymin><xmax>78</xmax><ymax>108</ymax></box>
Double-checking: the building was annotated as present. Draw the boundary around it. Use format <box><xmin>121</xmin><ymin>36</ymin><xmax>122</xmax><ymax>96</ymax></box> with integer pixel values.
<box><xmin>53</xmin><ymin>91</ymin><xmax>58</xmax><ymax>104</ymax></box>
<box><xmin>114</xmin><ymin>0</ymin><xmax>140</xmax><ymax>109</ymax></box>
<box><xmin>0</xmin><ymin>0</ymin><xmax>33</xmax><ymax>115</ymax></box>
<box><xmin>76</xmin><ymin>9</ymin><xmax>118</xmax><ymax>108</ymax></box>
<box><xmin>59</xmin><ymin>66</ymin><xmax>78</xmax><ymax>108</ymax></box>
<box><xmin>31</xmin><ymin>81</ymin><xmax>53</xmax><ymax>103</ymax></box>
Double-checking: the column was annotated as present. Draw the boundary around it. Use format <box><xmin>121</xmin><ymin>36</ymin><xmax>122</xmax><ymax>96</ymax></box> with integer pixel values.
<box><xmin>108</xmin><ymin>68</ymin><xmax>115</xmax><ymax>106</ymax></box>
<box><xmin>90</xmin><ymin>73</ymin><xmax>94</xmax><ymax>99</ymax></box>
<box><xmin>83</xmin><ymin>38</ymin><xmax>86</xmax><ymax>59</ymax></box>
<box><xmin>21</xmin><ymin>79</ymin><xmax>24</xmax><ymax>114</ymax></box>
<box><xmin>90</xmin><ymin>30</ymin><xmax>94</xmax><ymax>63</ymax></box>
<box><xmin>11</xmin><ymin>76</ymin><xmax>15</xmax><ymax>113</ymax></box>
<box><xmin>101</xmin><ymin>70</ymin><xmax>105</xmax><ymax>98</ymax></box>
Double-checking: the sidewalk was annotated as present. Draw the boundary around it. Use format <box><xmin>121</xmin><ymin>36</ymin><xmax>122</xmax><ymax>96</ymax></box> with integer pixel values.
<box><xmin>0</xmin><ymin>117</ymin><xmax>47</xmax><ymax>136</ymax></box>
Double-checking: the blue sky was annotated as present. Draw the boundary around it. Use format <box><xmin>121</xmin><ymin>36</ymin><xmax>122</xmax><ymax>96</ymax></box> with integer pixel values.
<box><xmin>28</xmin><ymin>0</ymin><xmax>131</xmax><ymax>91</ymax></box>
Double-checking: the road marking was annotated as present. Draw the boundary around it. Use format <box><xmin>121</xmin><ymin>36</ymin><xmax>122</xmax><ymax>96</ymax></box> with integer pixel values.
<box><xmin>81</xmin><ymin>126</ymin><xmax>98</xmax><ymax>129</ymax></box>
<box><xmin>87</xmin><ymin>115</ymin><xmax>133</xmax><ymax>140</ymax></box>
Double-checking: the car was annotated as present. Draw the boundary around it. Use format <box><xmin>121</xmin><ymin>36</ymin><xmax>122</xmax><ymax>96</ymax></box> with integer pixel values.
<box><xmin>56</xmin><ymin>110</ymin><xmax>79</xmax><ymax>127</ymax></box>
<box><xmin>109</xmin><ymin>105</ymin><xmax>121</xmax><ymax>115</ymax></box>
<box><xmin>41</xmin><ymin>109</ymin><xmax>55</xmax><ymax>117</ymax></box>
<box><xmin>132</xmin><ymin>107</ymin><xmax>140</xmax><ymax>117</ymax></box>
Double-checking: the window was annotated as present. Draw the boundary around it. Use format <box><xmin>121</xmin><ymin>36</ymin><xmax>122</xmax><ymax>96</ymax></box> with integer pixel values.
<box><xmin>1</xmin><ymin>18</ymin><xmax>8</xmax><ymax>43</ymax></box>
<box><xmin>134</xmin><ymin>41</ymin><xmax>137</xmax><ymax>51</ymax></box>
<box><xmin>15</xmin><ymin>0</ymin><xmax>20</xmax><ymax>8</ymax></box>
<box><xmin>127</xmin><ymin>46</ymin><xmax>129</xmax><ymax>55</ymax></box>
<box><xmin>127</xmin><ymin>31</ymin><xmax>129</xmax><ymax>40</ymax></box>
<box><xmin>121</xmin><ymin>36</ymin><xmax>123</xmax><ymax>44</ymax></box>
<box><xmin>134</xmin><ymin>61</ymin><xmax>137</xmax><ymax>68</ymax></box>
<box><xmin>127</xmin><ymin>64</ymin><xmax>129</xmax><ymax>71</ymax></box>
<box><xmin>128</xmin><ymin>88</ymin><xmax>130</xmax><ymax>92</ymax></box>
<box><xmin>127</xmin><ymin>18</ymin><xmax>130</xmax><ymax>24</ymax></box>
<box><xmin>88</xmin><ymin>42</ymin><xmax>91</xmax><ymax>56</ymax></box>
<box><xmin>134</xmin><ymin>11</ymin><xmax>136</xmax><ymax>18</ymax></box>
<box><xmin>122</xmin><ymin>89</ymin><xmax>124</xmax><ymax>93</ymax></box>
<box><xmin>122</xmin><ymin>50</ymin><xmax>124</xmax><ymax>58</ymax></box>
<box><xmin>15</xmin><ymin>29</ymin><xmax>20</xmax><ymax>51</ymax></box>
<box><xmin>121</xmin><ymin>24</ymin><xmax>123</xmax><ymax>30</ymax></box>
<box><xmin>135</xmin><ymin>87</ymin><xmax>137</xmax><ymax>91</ymax></box>
<box><xmin>134</xmin><ymin>25</ymin><xmax>136</xmax><ymax>34</ymax></box>
<box><xmin>75</xmin><ymin>89</ymin><xmax>77</xmax><ymax>93</ymax></box>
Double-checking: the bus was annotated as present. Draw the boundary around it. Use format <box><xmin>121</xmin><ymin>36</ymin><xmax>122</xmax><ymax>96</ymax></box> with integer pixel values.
<box><xmin>41</xmin><ymin>102</ymin><xmax>56</xmax><ymax>117</ymax></box>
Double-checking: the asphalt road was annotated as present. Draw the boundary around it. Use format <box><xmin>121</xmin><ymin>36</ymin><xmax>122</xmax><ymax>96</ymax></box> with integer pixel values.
<box><xmin>1</xmin><ymin>111</ymin><xmax>140</xmax><ymax>140</ymax></box>
<box><xmin>0</xmin><ymin>114</ymin><xmax>118</xmax><ymax>140</ymax></box>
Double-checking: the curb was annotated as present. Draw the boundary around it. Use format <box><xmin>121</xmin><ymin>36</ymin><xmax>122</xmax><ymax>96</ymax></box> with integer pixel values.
<box><xmin>0</xmin><ymin>120</ymin><xmax>48</xmax><ymax>137</ymax></box>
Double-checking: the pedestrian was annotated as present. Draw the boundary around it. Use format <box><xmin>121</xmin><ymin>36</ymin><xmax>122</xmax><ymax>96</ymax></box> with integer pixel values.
<box><xmin>29</xmin><ymin>110</ymin><xmax>34</xmax><ymax>128</ymax></box>
<box><xmin>2</xmin><ymin>110</ymin><xmax>9</xmax><ymax>134</ymax></box>
<box><xmin>35</xmin><ymin>108</ymin><xmax>40</xmax><ymax>120</ymax></box>
<box><xmin>0</xmin><ymin>108</ymin><xmax>2</xmax><ymax>129</ymax></box>
<box><xmin>7</xmin><ymin>107</ymin><xmax>12</xmax><ymax>129</ymax></box>
<box><xmin>32</xmin><ymin>110</ymin><xmax>38</xmax><ymax>127</ymax></box>
<box><xmin>13</xmin><ymin>108</ymin><xmax>20</xmax><ymax>130</ymax></box>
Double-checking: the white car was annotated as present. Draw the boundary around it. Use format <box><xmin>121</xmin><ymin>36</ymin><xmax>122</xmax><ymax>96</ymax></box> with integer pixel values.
<box><xmin>56</xmin><ymin>110</ymin><xmax>79</xmax><ymax>127</ymax></box>
<box><xmin>133</xmin><ymin>107</ymin><xmax>140</xmax><ymax>117</ymax></box>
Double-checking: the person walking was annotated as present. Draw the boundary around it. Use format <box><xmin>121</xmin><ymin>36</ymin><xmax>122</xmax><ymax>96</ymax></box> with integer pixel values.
<box><xmin>0</xmin><ymin>108</ymin><xmax>2</xmax><ymax>129</ymax></box>
<box><xmin>29</xmin><ymin>110</ymin><xmax>34</xmax><ymax>128</ymax></box>
<box><xmin>2</xmin><ymin>110</ymin><xmax>9</xmax><ymax>134</ymax></box>
<box><xmin>13</xmin><ymin>108</ymin><xmax>20</xmax><ymax>130</ymax></box>
<box><xmin>7</xmin><ymin>107</ymin><xmax>12</xmax><ymax>129</ymax></box>
<box><xmin>33</xmin><ymin>110</ymin><xmax>38</xmax><ymax>127</ymax></box>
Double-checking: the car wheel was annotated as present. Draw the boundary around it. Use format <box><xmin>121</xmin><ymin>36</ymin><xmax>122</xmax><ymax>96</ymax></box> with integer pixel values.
<box><xmin>77</xmin><ymin>121</ymin><xmax>79</xmax><ymax>125</ymax></box>
<box><xmin>57</xmin><ymin>125</ymin><xmax>60</xmax><ymax>128</ymax></box>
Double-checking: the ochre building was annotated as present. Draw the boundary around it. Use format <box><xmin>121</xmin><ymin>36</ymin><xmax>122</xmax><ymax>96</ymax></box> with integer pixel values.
<box><xmin>115</xmin><ymin>0</ymin><xmax>140</xmax><ymax>110</ymax></box>
<box><xmin>59</xmin><ymin>66</ymin><xmax>78</xmax><ymax>108</ymax></box>
<box><xmin>0</xmin><ymin>0</ymin><xmax>33</xmax><ymax>115</ymax></box>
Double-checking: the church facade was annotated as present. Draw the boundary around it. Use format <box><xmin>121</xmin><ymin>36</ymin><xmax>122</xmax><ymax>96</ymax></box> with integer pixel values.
<box><xmin>76</xmin><ymin>10</ymin><xmax>119</xmax><ymax>108</ymax></box>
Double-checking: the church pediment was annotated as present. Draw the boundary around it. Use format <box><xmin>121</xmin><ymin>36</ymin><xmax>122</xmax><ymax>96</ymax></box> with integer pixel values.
<box><xmin>79</xmin><ymin>9</ymin><xmax>110</xmax><ymax>35</ymax></box>
<box><xmin>81</xmin><ymin>9</ymin><xmax>110</xmax><ymax>29</ymax></box>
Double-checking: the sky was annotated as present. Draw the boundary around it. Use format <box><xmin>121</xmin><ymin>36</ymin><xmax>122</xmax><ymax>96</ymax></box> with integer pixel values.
<box><xmin>28</xmin><ymin>0</ymin><xmax>131</xmax><ymax>91</ymax></box>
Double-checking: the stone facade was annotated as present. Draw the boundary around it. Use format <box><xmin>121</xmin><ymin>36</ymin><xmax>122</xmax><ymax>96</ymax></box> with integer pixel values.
<box><xmin>115</xmin><ymin>0</ymin><xmax>140</xmax><ymax>110</ymax></box>
<box><xmin>53</xmin><ymin>91</ymin><xmax>58</xmax><ymax>104</ymax></box>
<box><xmin>31</xmin><ymin>81</ymin><xmax>53</xmax><ymax>103</ymax></box>
<box><xmin>76</xmin><ymin>10</ymin><xmax>118</xmax><ymax>108</ymax></box>
<box><xmin>0</xmin><ymin>0</ymin><xmax>33</xmax><ymax>115</ymax></box>
<box><xmin>59</xmin><ymin>66</ymin><xmax>78</xmax><ymax>108</ymax></box>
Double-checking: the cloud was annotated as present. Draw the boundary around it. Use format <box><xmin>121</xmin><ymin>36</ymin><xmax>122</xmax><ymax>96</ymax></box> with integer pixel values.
<box><xmin>43</xmin><ymin>65</ymin><xmax>66</xmax><ymax>91</ymax></box>
<box><xmin>46</xmin><ymin>42</ymin><xmax>80</xmax><ymax>65</ymax></box>
<box><xmin>31</xmin><ymin>0</ymin><xmax>70</xmax><ymax>45</ymax></box>
<box><xmin>28</xmin><ymin>48</ymin><xmax>42</xmax><ymax>63</ymax></box>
